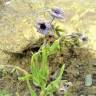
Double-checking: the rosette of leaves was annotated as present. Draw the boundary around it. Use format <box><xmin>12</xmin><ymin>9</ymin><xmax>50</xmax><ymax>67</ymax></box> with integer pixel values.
<box><xmin>19</xmin><ymin>39</ymin><xmax>65</xmax><ymax>96</ymax></box>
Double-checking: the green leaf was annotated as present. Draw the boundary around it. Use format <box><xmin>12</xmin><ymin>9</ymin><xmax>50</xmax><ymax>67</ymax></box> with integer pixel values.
<box><xmin>55</xmin><ymin>26</ymin><xmax>64</xmax><ymax>32</ymax></box>
<box><xmin>26</xmin><ymin>80</ymin><xmax>37</xmax><ymax>96</ymax></box>
<box><xmin>31</xmin><ymin>91</ymin><xmax>37</xmax><ymax>96</ymax></box>
<box><xmin>30</xmin><ymin>39</ymin><xmax>61</xmax><ymax>88</ymax></box>
<box><xmin>18</xmin><ymin>74</ymin><xmax>32</xmax><ymax>81</ymax></box>
<box><xmin>49</xmin><ymin>39</ymin><xmax>60</xmax><ymax>55</ymax></box>
<box><xmin>31</xmin><ymin>45</ymin><xmax>49</xmax><ymax>88</ymax></box>
<box><xmin>46</xmin><ymin>64</ymin><xmax>65</xmax><ymax>95</ymax></box>
<box><xmin>54</xmin><ymin>25</ymin><xmax>65</xmax><ymax>37</ymax></box>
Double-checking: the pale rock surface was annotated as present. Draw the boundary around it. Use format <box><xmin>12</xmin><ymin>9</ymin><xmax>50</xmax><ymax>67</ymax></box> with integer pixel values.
<box><xmin>0</xmin><ymin>0</ymin><xmax>44</xmax><ymax>53</ymax></box>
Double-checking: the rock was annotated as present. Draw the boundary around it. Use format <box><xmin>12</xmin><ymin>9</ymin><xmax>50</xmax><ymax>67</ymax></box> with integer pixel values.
<box><xmin>85</xmin><ymin>74</ymin><xmax>92</xmax><ymax>87</ymax></box>
<box><xmin>0</xmin><ymin>0</ymin><xmax>44</xmax><ymax>53</ymax></box>
<box><xmin>0</xmin><ymin>50</ymin><xmax>11</xmax><ymax>65</ymax></box>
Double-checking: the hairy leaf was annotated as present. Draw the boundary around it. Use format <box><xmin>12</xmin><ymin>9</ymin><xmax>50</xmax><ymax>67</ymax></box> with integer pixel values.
<box><xmin>46</xmin><ymin>64</ymin><xmax>65</xmax><ymax>95</ymax></box>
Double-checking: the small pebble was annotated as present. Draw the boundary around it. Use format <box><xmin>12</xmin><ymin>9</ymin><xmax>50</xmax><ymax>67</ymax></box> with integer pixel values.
<box><xmin>80</xmin><ymin>95</ymin><xmax>85</xmax><ymax>96</ymax></box>
<box><xmin>85</xmin><ymin>74</ymin><xmax>92</xmax><ymax>87</ymax></box>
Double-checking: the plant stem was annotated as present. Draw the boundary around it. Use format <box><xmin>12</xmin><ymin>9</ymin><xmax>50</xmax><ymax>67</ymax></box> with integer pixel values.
<box><xmin>50</xmin><ymin>17</ymin><xmax>55</xmax><ymax>24</ymax></box>
<box><xmin>26</xmin><ymin>80</ymin><xmax>35</xmax><ymax>96</ymax></box>
<box><xmin>0</xmin><ymin>65</ymin><xmax>28</xmax><ymax>74</ymax></box>
<box><xmin>40</xmin><ymin>90</ymin><xmax>46</xmax><ymax>96</ymax></box>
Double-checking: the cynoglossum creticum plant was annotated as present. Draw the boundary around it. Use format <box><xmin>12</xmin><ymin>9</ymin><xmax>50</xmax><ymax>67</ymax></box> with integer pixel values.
<box><xmin>0</xmin><ymin>32</ymin><xmax>84</xmax><ymax>96</ymax></box>
<box><xmin>0</xmin><ymin>7</ymin><xmax>65</xmax><ymax>96</ymax></box>
<box><xmin>0</xmin><ymin>33</ymin><xmax>84</xmax><ymax>96</ymax></box>
<box><xmin>18</xmin><ymin>38</ymin><xmax>65</xmax><ymax>96</ymax></box>
<box><xmin>23</xmin><ymin>32</ymin><xmax>86</xmax><ymax>96</ymax></box>
<box><xmin>0</xmin><ymin>38</ymin><xmax>65</xmax><ymax>96</ymax></box>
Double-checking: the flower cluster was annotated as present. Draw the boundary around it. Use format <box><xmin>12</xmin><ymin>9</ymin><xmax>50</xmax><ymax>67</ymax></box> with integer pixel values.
<box><xmin>35</xmin><ymin>7</ymin><xmax>64</xmax><ymax>35</ymax></box>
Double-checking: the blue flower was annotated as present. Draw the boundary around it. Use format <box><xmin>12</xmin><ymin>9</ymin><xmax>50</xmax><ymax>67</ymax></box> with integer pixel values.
<box><xmin>36</xmin><ymin>21</ymin><xmax>52</xmax><ymax>35</ymax></box>
<box><xmin>50</xmin><ymin>7</ymin><xmax>64</xmax><ymax>19</ymax></box>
